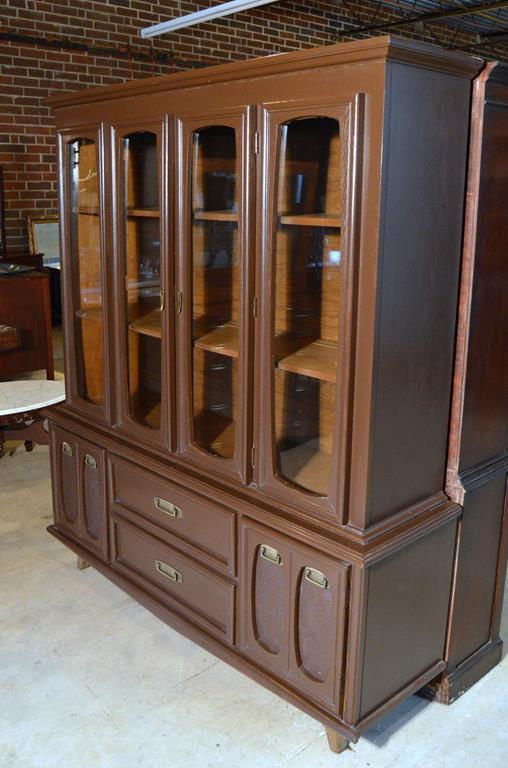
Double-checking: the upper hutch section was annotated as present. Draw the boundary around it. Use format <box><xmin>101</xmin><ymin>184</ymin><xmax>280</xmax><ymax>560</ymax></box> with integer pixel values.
<box><xmin>52</xmin><ymin>37</ymin><xmax>480</xmax><ymax>532</ymax></box>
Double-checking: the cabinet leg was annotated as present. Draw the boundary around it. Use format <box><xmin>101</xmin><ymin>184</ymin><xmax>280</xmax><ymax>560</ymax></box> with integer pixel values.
<box><xmin>77</xmin><ymin>557</ymin><xmax>90</xmax><ymax>570</ymax></box>
<box><xmin>325</xmin><ymin>727</ymin><xmax>349</xmax><ymax>754</ymax></box>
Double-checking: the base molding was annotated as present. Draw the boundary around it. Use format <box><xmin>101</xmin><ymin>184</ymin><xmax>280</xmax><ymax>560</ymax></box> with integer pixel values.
<box><xmin>420</xmin><ymin>639</ymin><xmax>503</xmax><ymax>704</ymax></box>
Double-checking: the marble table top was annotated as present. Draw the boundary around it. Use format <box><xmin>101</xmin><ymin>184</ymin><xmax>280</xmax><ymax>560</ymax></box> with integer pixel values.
<box><xmin>0</xmin><ymin>380</ymin><xmax>65</xmax><ymax>417</ymax></box>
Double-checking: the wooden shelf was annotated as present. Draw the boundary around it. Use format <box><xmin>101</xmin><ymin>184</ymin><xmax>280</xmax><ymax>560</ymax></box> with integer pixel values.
<box><xmin>129</xmin><ymin>309</ymin><xmax>162</xmax><ymax>339</ymax></box>
<box><xmin>194</xmin><ymin>322</ymin><xmax>239</xmax><ymax>358</ymax></box>
<box><xmin>279</xmin><ymin>213</ymin><xmax>340</xmax><ymax>228</ymax></box>
<box><xmin>75</xmin><ymin>306</ymin><xmax>103</xmax><ymax>321</ymax></box>
<box><xmin>129</xmin><ymin>388</ymin><xmax>161</xmax><ymax>430</ymax></box>
<box><xmin>73</xmin><ymin>206</ymin><xmax>100</xmax><ymax>215</ymax></box>
<box><xmin>126</xmin><ymin>207</ymin><xmax>160</xmax><ymax>218</ymax></box>
<box><xmin>194</xmin><ymin>411</ymin><xmax>235</xmax><ymax>459</ymax></box>
<box><xmin>279</xmin><ymin>439</ymin><xmax>330</xmax><ymax>496</ymax></box>
<box><xmin>277</xmin><ymin>338</ymin><xmax>337</xmax><ymax>383</ymax></box>
<box><xmin>193</xmin><ymin>210</ymin><xmax>238</xmax><ymax>222</ymax></box>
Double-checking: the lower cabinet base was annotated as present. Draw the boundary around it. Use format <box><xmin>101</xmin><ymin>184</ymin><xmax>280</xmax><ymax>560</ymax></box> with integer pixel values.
<box><xmin>48</xmin><ymin>525</ymin><xmax>361</xmax><ymax>743</ymax></box>
<box><xmin>48</xmin><ymin>523</ymin><xmax>457</xmax><ymax>753</ymax></box>
<box><xmin>420</xmin><ymin>639</ymin><xmax>503</xmax><ymax>705</ymax></box>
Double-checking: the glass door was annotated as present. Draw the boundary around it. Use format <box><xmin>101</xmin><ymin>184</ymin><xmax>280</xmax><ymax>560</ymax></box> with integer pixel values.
<box><xmin>115</xmin><ymin>122</ymin><xmax>168</xmax><ymax>445</ymax></box>
<box><xmin>257</xmin><ymin>103</ymin><xmax>358</xmax><ymax>521</ymax></box>
<box><xmin>176</xmin><ymin>109</ymin><xmax>254</xmax><ymax>482</ymax></box>
<box><xmin>59</xmin><ymin>128</ymin><xmax>111</xmax><ymax>423</ymax></box>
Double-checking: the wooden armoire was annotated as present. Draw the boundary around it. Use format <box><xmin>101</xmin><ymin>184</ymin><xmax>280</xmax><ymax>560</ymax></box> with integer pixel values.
<box><xmin>46</xmin><ymin>37</ymin><xmax>508</xmax><ymax>753</ymax></box>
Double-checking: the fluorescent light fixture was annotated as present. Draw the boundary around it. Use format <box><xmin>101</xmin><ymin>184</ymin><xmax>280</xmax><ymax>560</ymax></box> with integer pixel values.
<box><xmin>140</xmin><ymin>0</ymin><xmax>280</xmax><ymax>38</ymax></box>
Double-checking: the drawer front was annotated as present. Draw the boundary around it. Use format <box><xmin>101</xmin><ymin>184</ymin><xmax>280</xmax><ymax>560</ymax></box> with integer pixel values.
<box><xmin>111</xmin><ymin>512</ymin><xmax>235</xmax><ymax>644</ymax></box>
<box><xmin>240</xmin><ymin>519</ymin><xmax>349</xmax><ymax>713</ymax></box>
<box><xmin>109</xmin><ymin>456</ymin><xmax>235</xmax><ymax>576</ymax></box>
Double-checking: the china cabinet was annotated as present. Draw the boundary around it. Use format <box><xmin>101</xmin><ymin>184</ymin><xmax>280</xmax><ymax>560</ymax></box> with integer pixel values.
<box><xmin>46</xmin><ymin>37</ymin><xmax>506</xmax><ymax>754</ymax></box>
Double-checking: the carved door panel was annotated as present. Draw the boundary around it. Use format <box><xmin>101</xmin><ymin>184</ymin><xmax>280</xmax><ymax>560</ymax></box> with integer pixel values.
<box><xmin>240</xmin><ymin>520</ymin><xmax>349</xmax><ymax>712</ymax></box>
<box><xmin>50</xmin><ymin>426</ymin><xmax>107</xmax><ymax>559</ymax></box>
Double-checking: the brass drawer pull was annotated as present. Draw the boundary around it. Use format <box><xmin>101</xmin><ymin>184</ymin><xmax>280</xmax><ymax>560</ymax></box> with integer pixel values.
<box><xmin>85</xmin><ymin>454</ymin><xmax>97</xmax><ymax>469</ymax></box>
<box><xmin>304</xmin><ymin>567</ymin><xmax>328</xmax><ymax>589</ymax></box>
<box><xmin>62</xmin><ymin>442</ymin><xmax>73</xmax><ymax>457</ymax></box>
<box><xmin>159</xmin><ymin>289</ymin><xmax>165</xmax><ymax>311</ymax></box>
<box><xmin>154</xmin><ymin>497</ymin><xmax>182</xmax><ymax>518</ymax></box>
<box><xmin>260</xmin><ymin>544</ymin><xmax>282</xmax><ymax>566</ymax></box>
<box><xmin>155</xmin><ymin>559</ymin><xmax>182</xmax><ymax>583</ymax></box>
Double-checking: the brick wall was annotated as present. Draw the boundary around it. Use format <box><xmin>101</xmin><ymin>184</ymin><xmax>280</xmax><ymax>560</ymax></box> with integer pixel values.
<box><xmin>0</xmin><ymin>0</ymin><xmax>504</xmax><ymax>249</ymax></box>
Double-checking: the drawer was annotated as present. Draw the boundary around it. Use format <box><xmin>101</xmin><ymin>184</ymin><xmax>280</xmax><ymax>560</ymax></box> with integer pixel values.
<box><xmin>110</xmin><ymin>512</ymin><xmax>236</xmax><ymax>644</ymax></box>
<box><xmin>109</xmin><ymin>456</ymin><xmax>235</xmax><ymax>576</ymax></box>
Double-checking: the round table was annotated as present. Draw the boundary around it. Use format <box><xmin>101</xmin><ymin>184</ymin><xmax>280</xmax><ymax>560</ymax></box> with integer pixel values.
<box><xmin>0</xmin><ymin>379</ymin><xmax>65</xmax><ymax>453</ymax></box>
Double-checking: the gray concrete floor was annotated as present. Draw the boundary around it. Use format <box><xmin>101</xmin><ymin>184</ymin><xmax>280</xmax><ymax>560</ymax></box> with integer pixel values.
<box><xmin>0</xmin><ymin>444</ymin><xmax>507</xmax><ymax>768</ymax></box>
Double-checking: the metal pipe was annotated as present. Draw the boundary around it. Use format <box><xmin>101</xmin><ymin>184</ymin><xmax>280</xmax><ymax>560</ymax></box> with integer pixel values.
<box><xmin>344</xmin><ymin>0</ymin><xmax>508</xmax><ymax>35</ymax></box>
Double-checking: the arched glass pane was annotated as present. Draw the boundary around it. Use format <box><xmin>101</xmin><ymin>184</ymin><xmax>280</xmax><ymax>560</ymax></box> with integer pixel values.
<box><xmin>69</xmin><ymin>137</ymin><xmax>104</xmax><ymax>405</ymax></box>
<box><xmin>191</xmin><ymin>126</ymin><xmax>238</xmax><ymax>459</ymax></box>
<box><xmin>122</xmin><ymin>131</ymin><xmax>161</xmax><ymax>429</ymax></box>
<box><xmin>273</xmin><ymin>117</ymin><xmax>342</xmax><ymax>496</ymax></box>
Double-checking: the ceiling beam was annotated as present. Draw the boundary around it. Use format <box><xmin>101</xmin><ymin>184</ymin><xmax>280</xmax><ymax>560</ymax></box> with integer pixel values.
<box><xmin>342</xmin><ymin>1</ymin><xmax>508</xmax><ymax>36</ymax></box>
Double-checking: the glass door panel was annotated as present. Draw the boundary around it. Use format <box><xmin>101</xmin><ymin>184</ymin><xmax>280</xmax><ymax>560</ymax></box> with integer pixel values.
<box><xmin>191</xmin><ymin>126</ymin><xmax>238</xmax><ymax>459</ymax></box>
<box><xmin>273</xmin><ymin>117</ymin><xmax>342</xmax><ymax>497</ymax></box>
<box><xmin>121</xmin><ymin>130</ymin><xmax>162</xmax><ymax>430</ymax></box>
<box><xmin>68</xmin><ymin>137</ymin><xmax>104</xmax><ymax>406</ymax></box>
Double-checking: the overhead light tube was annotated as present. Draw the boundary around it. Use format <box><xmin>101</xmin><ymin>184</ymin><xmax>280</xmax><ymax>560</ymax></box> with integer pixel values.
<box><xmin>140</xmin><ymin>0</ymin><xmax>280</xmax><ymax>38</ymax></box>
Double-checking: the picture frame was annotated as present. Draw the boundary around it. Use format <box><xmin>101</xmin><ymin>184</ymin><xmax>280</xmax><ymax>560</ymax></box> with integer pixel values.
<box><xmin>27</xmin><ymin>214</ymin><xmax>60</xmax><ymax>267</ymax></box>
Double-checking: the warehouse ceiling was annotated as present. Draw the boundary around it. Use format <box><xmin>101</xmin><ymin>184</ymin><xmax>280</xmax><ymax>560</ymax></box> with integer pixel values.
<box><xmin>336</xmin><ymin>0</ymin><xmax>508</xmax><ymax>60</ymax></box>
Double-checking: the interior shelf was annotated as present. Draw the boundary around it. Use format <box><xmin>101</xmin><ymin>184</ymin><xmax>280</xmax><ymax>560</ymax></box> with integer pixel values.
<box><xmin>279</xmin><ymin>439</ymin><xmax>330</xmax><ymax>497</ymax></box>
<box><xmin>276</xmin><ymin>338</ymin><xmax>337</xmax><ymax>383</ymax></box>
<box><xmin>279</xmin><ymin>213</ymin><xmax>340</xmax><ymax>228</ymax></box>
<box><xmin>126</xmin><ymin>207</ymin><xmax>160</xmax><ymax>218</ymax></box>
<box><xmin>194</xmin><ymin>322</ymin><xmax>239</xmax><ymax>358</ymax></box>
<box><xmin>129</xmin><ymin>388</ymin><xmax>161</xmax><ymax>430</ymax></box>
<box><xmin>194</xmin><ymin>411</ymin><xmax>235</xmax><ymax>459</ymax></box>
<box><xmin>73</xmin><ymin>206</ymin><xmax>100</xmax><ymax>215</ymax></box>
<box><xmin>128</xmin><ymin>309</ymin><xmax>162</xmax><ymax>339</ymax></box>
<box><xmin>75</xmin><ymin>306</ymin><xmax>103</xmax><ymax>320</ymax></box>
<box><xmin>193</xmin><ymin>210</ymin><xmax>239</xmax><ymax>222</ymax></box>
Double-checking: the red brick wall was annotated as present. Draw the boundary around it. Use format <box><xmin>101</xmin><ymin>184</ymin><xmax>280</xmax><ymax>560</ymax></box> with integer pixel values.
<box><xmin>0</xmin><ymin>1</ymin><xmax>503</xmax><ymax>249</ymax></box>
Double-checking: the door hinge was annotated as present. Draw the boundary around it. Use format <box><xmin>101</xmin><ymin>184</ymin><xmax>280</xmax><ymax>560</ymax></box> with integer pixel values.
<box><xmin>254</xmin><ymin>131</ymin><xmax>259</xmax><ymax>155</ymax></box>
<box><xmin>251</xmin><ymin>445</ymin><xmax>256</xmax><ymax>468</ymax></box>
<box><xmin>253</xmin><ymin>296</ymin><xmax>258</xmax><ymax>318</ymax></box>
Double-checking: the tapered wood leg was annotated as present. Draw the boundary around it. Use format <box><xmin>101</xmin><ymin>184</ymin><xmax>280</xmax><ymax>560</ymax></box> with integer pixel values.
<box><xmin>77</xmin><ymin>557</ymin><xmax>90</xmax><ymax>570</ymax></box>
<box><xmin>325</xmin><ymin>727</ymin><xmax>349</xmax><ymax>754</ymax></box>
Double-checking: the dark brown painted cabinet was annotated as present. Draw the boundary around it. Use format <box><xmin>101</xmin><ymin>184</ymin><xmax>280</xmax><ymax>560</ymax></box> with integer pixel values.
<box><xmin>46</xmin><ymin>37</ymin><xmax>507</xmax><ymax>753</ymax></box>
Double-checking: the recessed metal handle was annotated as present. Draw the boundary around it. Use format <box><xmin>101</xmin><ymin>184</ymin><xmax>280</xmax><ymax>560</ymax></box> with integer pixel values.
<box><xmin>62</xmin><ymin>442</ymin><xmax>73</xmax><ymax>457</ymax></box>
<box><xmin>85</xmin><ymin>454</ymin><xmax>97</xmax><ymax>469</ymax></box>
<box><xmin>159</xmin><ymin>289</ymin><xmax>165</xmax><ymax>311</ymax></box>
<box><xmin>304</xmin><ymin>567</ymin><xmax>328</xmax><ymax>589</ymax></box>
<box><xmin>175</xmin><ymin>289</ymin><xmax>183</xmax><ymax>315</ymax></box>
<box><xmin>154</xmin><ymin>497</ymin><xmax>181</xmax><ymax>518</ymax></box>
<box><xmin>260</xmin><ymin>544</ymin><xmax>282</xmax><ymax>566</ymax></box>
<box><xmin>155</xmin><ymin>559</ymin><xmax>182</xmax><ymax>583</ymax></box>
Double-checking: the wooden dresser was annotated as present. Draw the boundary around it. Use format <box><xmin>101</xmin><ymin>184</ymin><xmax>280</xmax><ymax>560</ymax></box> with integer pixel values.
<box><xmin>45</xmin><ymin>37</ymin><xmax>507</xmax><ymax>753</ymax></box>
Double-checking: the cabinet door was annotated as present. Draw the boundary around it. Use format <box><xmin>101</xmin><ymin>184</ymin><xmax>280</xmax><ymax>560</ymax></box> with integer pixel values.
<box><xmin>50</xmin><ymin>426</ymin><xmax>108</xmax><ymax>559</ymax></box>
<box><xmin>240</xmin><ymin>520</ymin><xmax>349</xmax><ymax>713</ymax></box>
<box><xmin>77</xmin><ymin>439</ymin><xmax>107</xmax><ymax>557</ymax></box>
<box><xmin>51</xmin><ymin>426</ymin><xmax>80</xmax><ymax>539</ymax></box>
<box><xmin>256</xmin><ymin>99</ymin><xmax>363</xmax><ymax>523</ymax></box>
<box><xmin>113</xmin><ymin>121</ymin><xmax>170</xmax><ymax>447</ymax></box>
<box><xmin>176</xmin><ymin>108</ymin><xmax>255</xmax><ymax>482</ymax></box>
<box><xmin>58</xmin><ymin>127</ymin><xmax>112</xmax><ymax>424</ymax></box>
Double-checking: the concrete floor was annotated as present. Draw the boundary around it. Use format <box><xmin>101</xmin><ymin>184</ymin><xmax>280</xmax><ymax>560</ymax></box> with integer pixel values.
<box><xmin>0</xmin><ymin>444</ymin><xmax>507</xmax><ymax>768</ymax></box>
